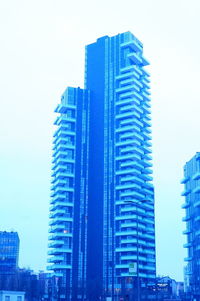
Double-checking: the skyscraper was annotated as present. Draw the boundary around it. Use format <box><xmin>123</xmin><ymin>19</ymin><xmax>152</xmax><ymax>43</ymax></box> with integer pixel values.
<box><xmin>48</xmin><ymin>31</ymin><xmax>156</xmax><ymax>300</ymax></box>
<box><xmin>182</xmin><ymin>152</ymin><xmax>200</xmax><ymax>300</ymax></box>
<box><xmin>0</xmin><ymin>231</ymin><xmax>19</xmax><ymax>275</ymax></box>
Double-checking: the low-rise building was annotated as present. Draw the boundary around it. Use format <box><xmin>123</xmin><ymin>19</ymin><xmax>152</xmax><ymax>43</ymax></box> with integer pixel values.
<box><xmin>0</xmin><ymin>291</ymin><xmax>25</xmax><ymax>301</ymax></box>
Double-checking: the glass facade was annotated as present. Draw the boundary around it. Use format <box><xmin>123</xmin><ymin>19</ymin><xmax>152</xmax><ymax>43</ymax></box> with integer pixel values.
<box><xmin>0</xmin><ymin>231</ymin><xmax>19</xmax><ymax>275</ymax></box>
<box><xmin>182</xmin><ymin>152</ymin><xmax>200</xmax><ymax>299</ymax></box>
<box><xmin>48</xmin><ymin>31</ymin><xmax>156</xmax><ymax>300</ymax></box>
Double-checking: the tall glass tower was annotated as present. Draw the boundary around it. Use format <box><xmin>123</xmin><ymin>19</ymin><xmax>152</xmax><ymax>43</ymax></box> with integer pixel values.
<box><xmin>48</xmin><ymin>31</ymin><xmax>156</xmax><ymax>301</ymax></box>
<box><xmin>182</xmin><ymin>152</ymin><xmax>200</xmax><ymax>300</ymax></box>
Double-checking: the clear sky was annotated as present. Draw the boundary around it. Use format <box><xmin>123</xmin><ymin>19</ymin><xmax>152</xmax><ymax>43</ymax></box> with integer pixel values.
<box><xmin>0</xmin><ymin>0</ymin><xmax>200</xmax><ymax>281</ymax></box>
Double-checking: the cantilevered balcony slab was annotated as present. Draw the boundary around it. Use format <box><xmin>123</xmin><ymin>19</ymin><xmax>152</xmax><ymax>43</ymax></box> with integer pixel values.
<box><xmin>50</xmin><ymin>194</ymin><xmax>66</xmax><ymax>204</ymax></box>
<box><xmin>183</xmin><ymin>229</ymin><xmax>191</xmax><ymax>235</ymax></box>
<box><xmin>48</xmin><ymin>248</ymin><xmax>72</xmax><ymax>255</ymax></box>
<box><xmin>121</xmin><ymin>255</ymin><xmax>147</xmax><ymax>262</ymax></box>
<box><xmin>120</xmin><ymin>77</ymin><xmax>143</xmax><ymax>89</ymax></box>
<box><xmin>116</xmin><ymin>183</ymin><xmax>141</xmax><ymax>191</ymax></box>
<box><xmin>49</xmin><ymin>209</ymin><xmax>65</xmax><ymax>218</ymax></box>
<box><xmin>49</xmin><ymin>224</ymin><xmax>65</xmax><ymax>233</ymax></box>
<box><xmin>53</xmin><ymin>186</ymin><xmax>74</xmax><ymax>195</ymax></box>
<box><xmin>116</xmin><ymin>71</ymin><xmax>138</xmax><ymax>81</ymax></box>
<box><xmin>116</xmin><ymin>153</ymin><xmax>140</xmax><ymax>161</ymax></box>
<box><xmin>116</xmin><ymin>124</ymin><xmax>140</xmax><ymax>134</ymax></box>
<box><xmin>115</xmin><ymin>168</ymin><xmax>140</xmax><ymax>176</ymax></box>
<box><xmin>181</xmin><ymin>189</ymin><xmax>191</xmax><ymax>196</ymax></box>
<box><xmin>120</xmin><ymin>175</ymin><xmax>144</xmax><ymax>185</ymax></box>
<box><xmin>184</xmin><ymin>256</ymin><xmax>193</xmax><ymax>262</ymax></box>
<box><xmin>49</xmin><ymin>216</ymin><xmax>73</xmax><ymax>225</ymax></box>
<box><xmin>193</xmin><ymin>185</ymin><xmax>200</xmax><ymax>193</ymax></box>
<box><xmin>142</xmin><ymin>91</ymin><xmax>151</xmax><ymax>102</ymax></box>
<box><xmin>115</xmin><ymin>139</ymin><xmax>140</xmax><ymax>148</ymax></box>
<box><xmin>120</xmin><ymin>190</ymin><xmax>145</xmax><ymax>199</ymax></box>
<box><xmin>120</xmin><ymin>146</ymin><xmax>144</xmax><ymax>156</ymax></box>
<box><xmin>119</xmin><ymin>104</ymin><xmax>143</xmax><ymax>114</ymax></box>
<box><xmin>116</xmin><ymin>111</ymin><xmax>140</xmax><ymax>120</ymax></box>
<box><xmin>181</xmin><ymin>177</ymin><xmax>190</xmax><ymax>184</ymax></box>
<box><xmin>50</xmin><ymin>202</ymin><xmax>73</xmax><ymax>212</ymax></box>
<box><xmin>182</xmin><ymin>202</ymin><xmax>190</xmax><ymax>209</ymax></box>
<box><xmin>55</xmin><ymin>103</ymin><xmax>76</xmax><ymax>113</ymax></box>
<box><xmin>47</xmin><ymin>264</ymin><xmax>72</xmax><ymax>270</ymax></box>
<box><xmin>183</xmin><ymin>242</ymin><xmax>192</xmax><ymax>248</ymax></box>
<box><xmin>120</xmin><ymin>132</ymin><xmax>144</xmax><ymax>143</ymax></box>
<box><xmin>142</xmin><ymin>56</ymin><xmax>150</xmax><ymax>66</ymax></box>
<box><xmin>51</xmin><ymin>179</ymin><xmax>72</xmax><ymax>190</ymax></box>
<box><xmin>48</xmin><ymin>240</ymin><xmax>64</xmax><ymax>248</ymax></box>
<box><xmin>128</xmin><ymin>52</ymin><xmax>143</xmax><ymax>65</ymax></box>
<box><xmin>116</xmin><ymin>97</ymin><xmax>140</xmax><ymax>107</ymax></box>
<box><xmin>120</xmin><ymin>39</ymin><xmax>143</xmax><ymax>52</ymax></box>
<box><xmin>116</xmin><ymin>84</ymin><xmax>139</xmax><ymax>94</ymax></box>
<box><xmin>120</xmin><ymin>64</ymin><xmax>142</xmax><ymax>75</ymax></box>
<box><xmin>47</xmin><ymin>256</ymin><xmax>64</xmax><ymax>263</ymax></box>
<box><xmin>53</xmin><ymin>171</ymin><xmax>75</xmax><ymax>180</ymax></box>
<box><xmin>54</xmin><ymin>115</ymin><xmax>75</xmax><ymax>126</ymax></box>
<box><xmin>182</xmin><ymin>215</ymin><xmax>191</xmax><ymax>222</ymax></box>
<box><xmin>119</xmin><ymin>118</ymin><xmax>143</xmax><ymax>128</ymax></box>
<box><xmin>49</xmin><ymin>232</ymin><xmax>72</xmax><ymax>240</ymax></box>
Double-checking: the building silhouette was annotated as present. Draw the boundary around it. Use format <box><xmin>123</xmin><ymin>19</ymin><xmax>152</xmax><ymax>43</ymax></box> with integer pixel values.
<box><xmin>48</xmin><ymin>31</ymin><xmax>156</xmax><ymax>300</ymax></box>
<box><xmin>182</xmin><ymin>152</ymin><xmax>200</xmax><ymax>300</ymax></box>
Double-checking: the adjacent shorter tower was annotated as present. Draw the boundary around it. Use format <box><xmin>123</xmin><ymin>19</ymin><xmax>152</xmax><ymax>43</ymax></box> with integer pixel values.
<box><xmin>182</xmin><ymin>152</ymin><xmax>200</xmax><ymax>300</ymax></box>
<box><xmin>48</xmin><ymin>87</ymin><xmax>90</xmax><ymax>300</ymax></box>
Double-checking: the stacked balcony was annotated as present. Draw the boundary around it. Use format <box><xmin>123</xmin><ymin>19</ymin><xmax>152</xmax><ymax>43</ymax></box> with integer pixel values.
<box><xmin>47</xmin><ymin>98</ymin><xmax>76</xmax><ymax>277</ymax></box>
<box><xmin>114</xmin><ymin>38</ymin><xmax>155</xmax><ymax>280</ymax></box>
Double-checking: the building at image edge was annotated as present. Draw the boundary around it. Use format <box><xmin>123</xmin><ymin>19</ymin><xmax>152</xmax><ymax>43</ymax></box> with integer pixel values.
<box><xmin>182</xmin><ymin>152</ymin><xmax>200</xmax><ymax>300</ymax></box>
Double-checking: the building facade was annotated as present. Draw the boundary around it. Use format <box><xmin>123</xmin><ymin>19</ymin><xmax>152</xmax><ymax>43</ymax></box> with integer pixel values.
<box><xmin>0</xmin><ymin>291</ymin><xmax>25</xmax><ymax>301</ymax></box>
<box><xmin>48</xmin><ymin>31</ymin><xmax>156</xmax><ymax>300</ymax></box>
<box><xmin>182</xmin><ymin>152</ymin><xmax>200</xmax><ymax>300</ymax></box>
<box><xmin>0</xmin><ymin>232</ymin><xmax>19</xmax><ymax>276</ymax></box>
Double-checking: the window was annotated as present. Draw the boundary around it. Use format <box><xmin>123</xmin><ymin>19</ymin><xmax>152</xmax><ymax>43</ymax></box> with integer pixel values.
<box><xmin>5</xmin><ymin>296</ymin><xmax>10</xmax><ymax>301</ymax></box>
<box><xmin>17</xmin><ymin>297</ymin><xmax>22</xmax><ymax>301</ymax></box>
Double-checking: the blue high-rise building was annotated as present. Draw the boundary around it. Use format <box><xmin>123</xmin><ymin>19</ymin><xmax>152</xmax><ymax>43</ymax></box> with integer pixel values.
<box><xmin>48</xmin><ymin>32</ymin><xmax>156</xmax><ymax>300</ymax></box>
<box><xmin>182</xmin><ymin>152</ymin><xmax>200</xmax><ymax>300</ymax></box>
<box><xmin>0</xmin><ymin>231</ymin><xmax>19</xmax><ymax>275</ymax></box>
<box><xmin>48</xmin><ymin>87</ymin><xmax>90</xmax><ymax>300</ymax></box>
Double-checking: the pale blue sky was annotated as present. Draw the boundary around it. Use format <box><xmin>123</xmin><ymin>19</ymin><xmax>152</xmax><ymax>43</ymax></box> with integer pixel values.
<box><xmin>0</xmin><ymin>0</ymin><xmax>200</xmax><ymax>281</ymax></box>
